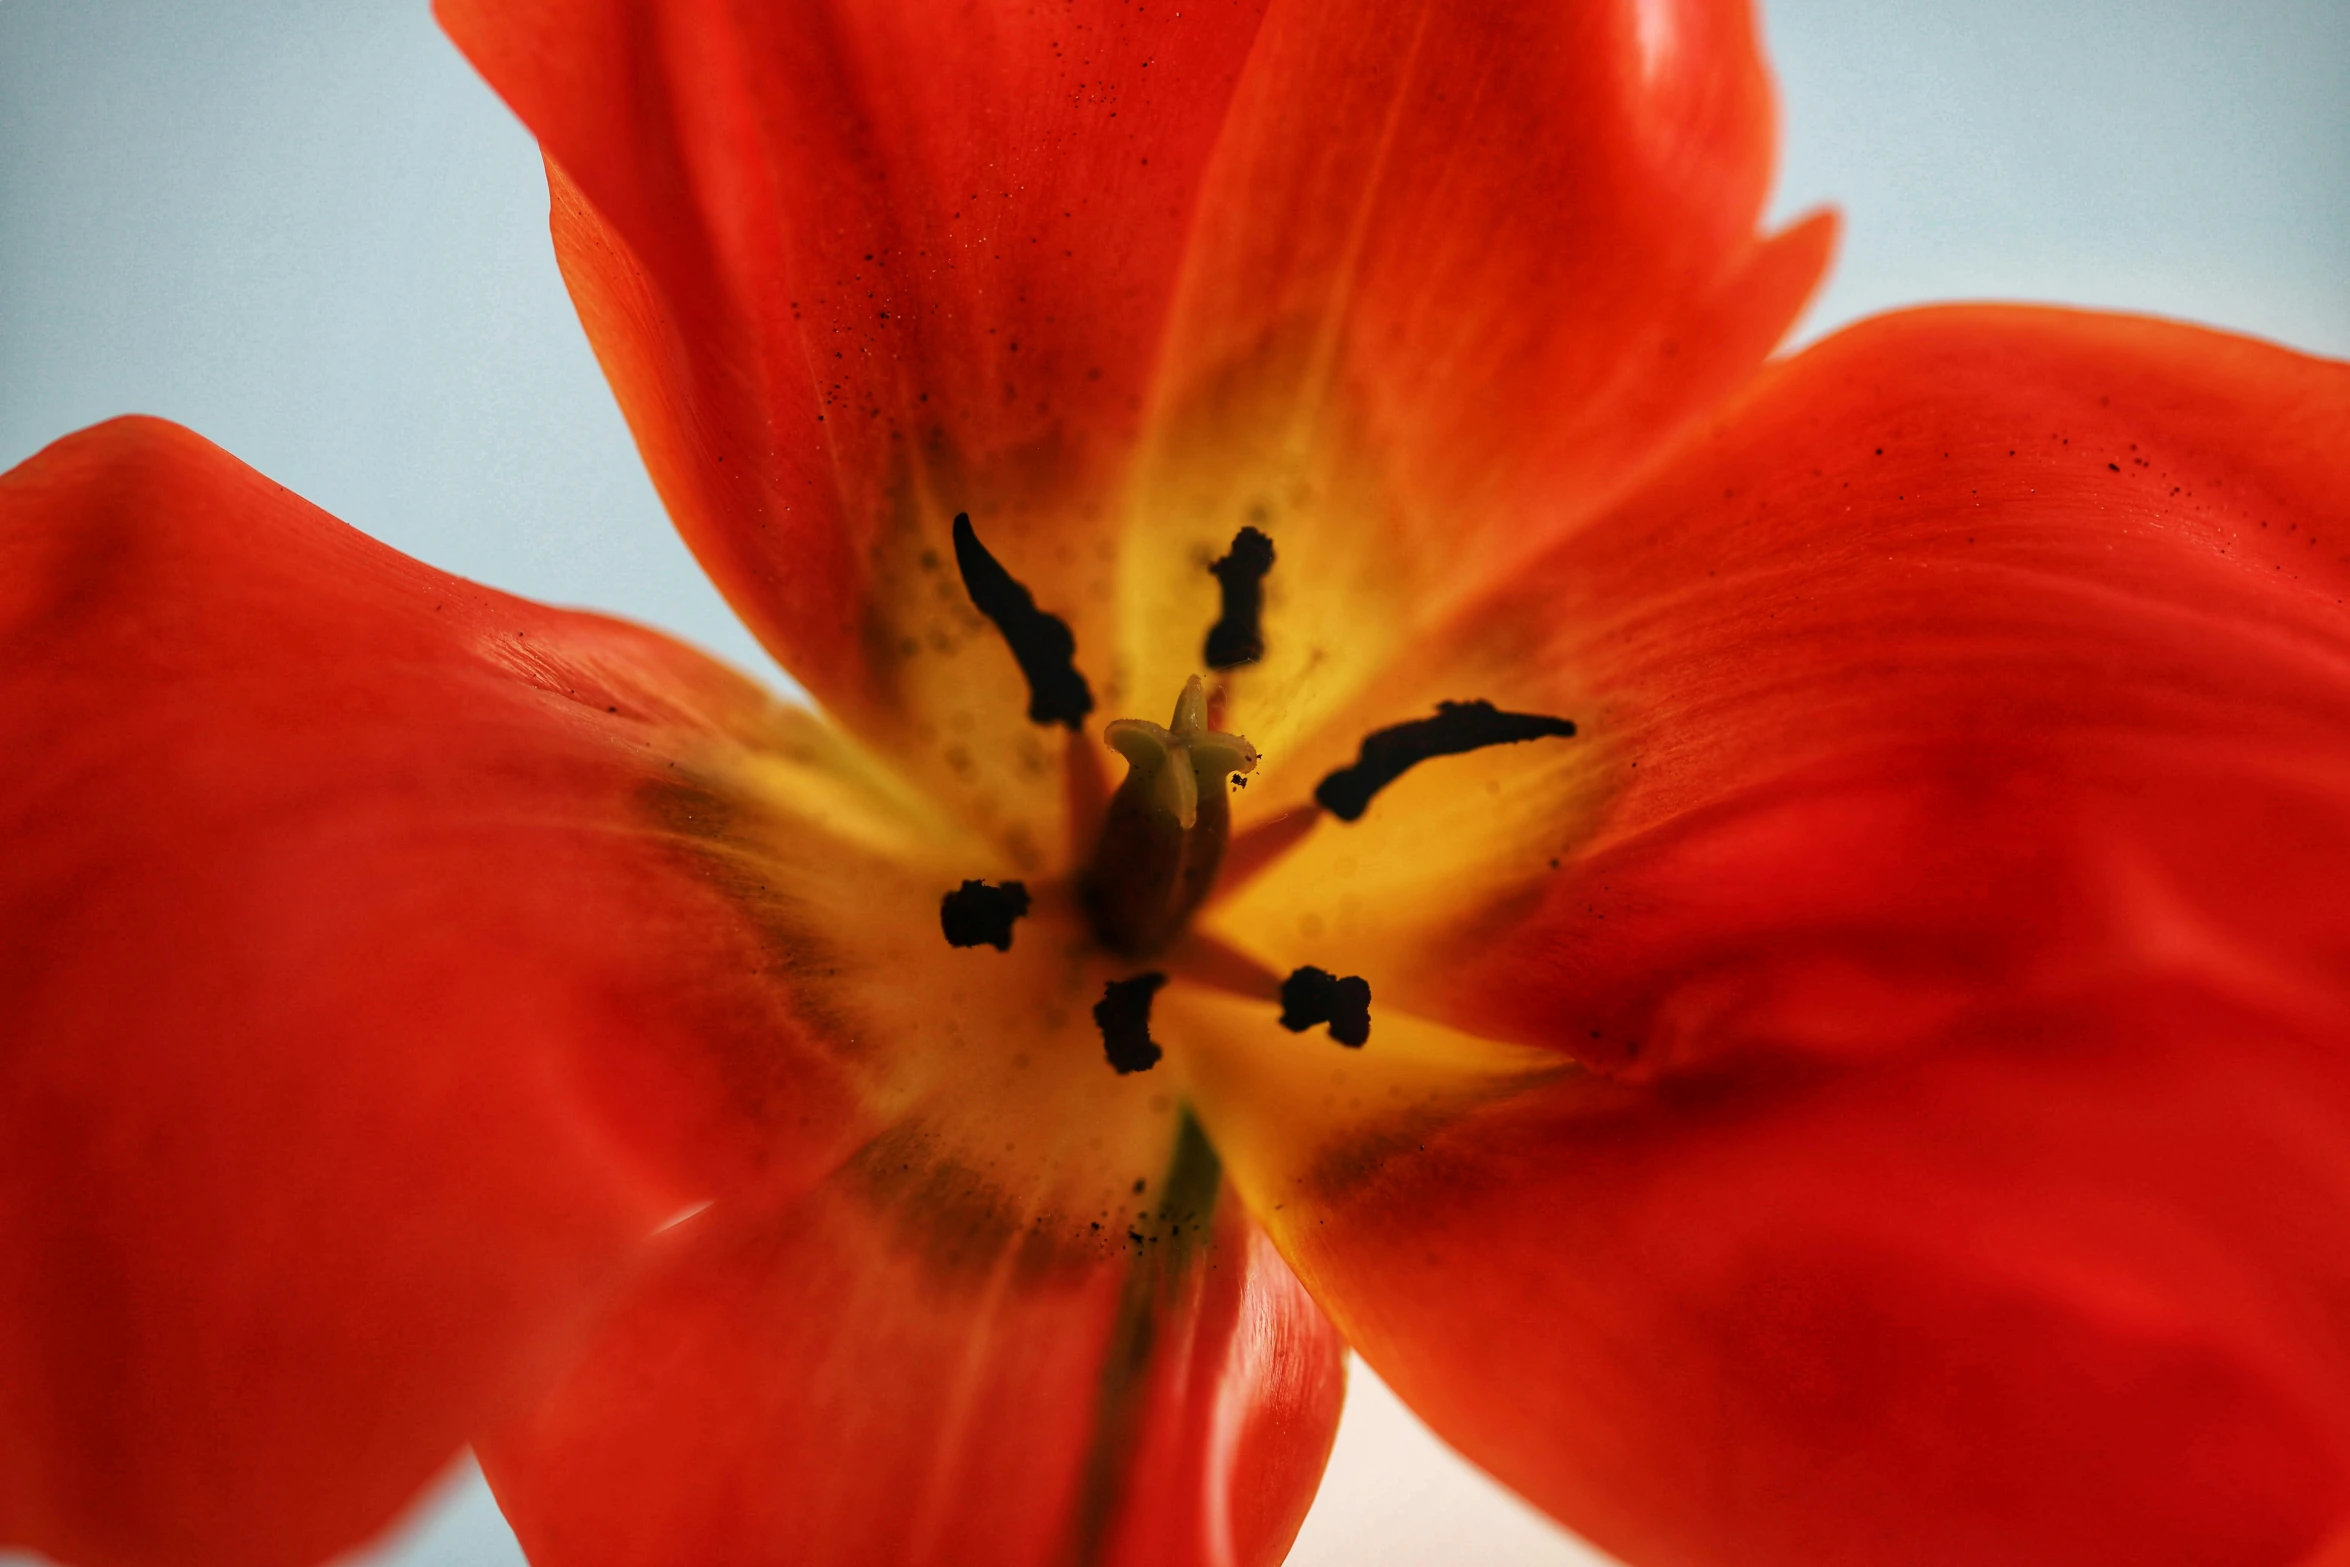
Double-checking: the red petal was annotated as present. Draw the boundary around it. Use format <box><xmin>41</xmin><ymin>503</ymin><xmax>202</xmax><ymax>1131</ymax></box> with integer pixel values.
<box><xmin>482</xmin><ymin>1130</ymin><xmax>1344</xmax><ymax>1567</ymax></box>
<box><xmin>432</xmin><ymin>0</ymin><xmax>1267</xmax><ymax>730</ymax></box>
<box><xmin>1216</xmin><ymin>308</ymin><xmax>2350</xmax><ymax>1043</ymax></box>
<box><xmin>1162</xmin><ymin>0</ymin><xmax>1823</xmax><ymax>546</ymax></box>
<box><xmin>1116</xmin><ymin>0</ymin><xmax>1831</xmax><ymax>761</ymax></box>
<box><xmin>436</xmin><ymin>0</ymin><xmax>1825</xmax><ymax>850</ymax></box>
<box><xmin>0</xmin><ymin>420</ymin><xmax>863</xmax><ymax>1567</ymax></box>
<box><xmin>1193</xmin><ymin>312</ymin><xmax>2350</xmax><ymax>1563</ymax></box>
<box><xmin>1267</xmin><ymin>983</ymin><xmax>2350</xmax><ymax>1567</ymax></box>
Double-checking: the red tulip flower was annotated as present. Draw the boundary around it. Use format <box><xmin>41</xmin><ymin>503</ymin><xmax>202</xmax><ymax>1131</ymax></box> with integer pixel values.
<box><xmin>6</xmin><ymin>2</ymin><xmax>2350</xmax><ymax>1566</ymax></box>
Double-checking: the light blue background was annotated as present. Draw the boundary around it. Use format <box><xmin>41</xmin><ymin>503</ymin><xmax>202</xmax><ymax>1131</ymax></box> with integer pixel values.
<box><xmin>2</xmin><ymin>2</ymin><xmax>2343</xmax><ymax>1564</ymax></box>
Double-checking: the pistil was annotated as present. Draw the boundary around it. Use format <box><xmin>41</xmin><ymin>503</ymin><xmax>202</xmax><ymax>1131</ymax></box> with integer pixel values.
<box><xmin>1085</xmin><ymin>676</ymin><xmax>1257</xmax><ymax>956</ymax></box>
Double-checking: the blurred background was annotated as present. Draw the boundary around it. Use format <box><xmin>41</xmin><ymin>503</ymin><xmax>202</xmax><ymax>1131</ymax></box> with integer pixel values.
<box><xmin>2</xmin><ymin>1</ymin><xmax>2344</xmax><ymax>1563</ymax></box>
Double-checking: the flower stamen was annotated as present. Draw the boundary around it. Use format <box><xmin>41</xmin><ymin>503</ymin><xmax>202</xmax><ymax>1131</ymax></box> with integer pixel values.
<box><xmin>1315</xmin><ymin>699</ymin><xmax>1577</xmax><ymax>821</ymax></box>
<box><xmin>1093</xmin><ymin>972</ymin><xmax>1169</xmax><ymax>1074</ymax></box>
<box><xmin>1203</xmin><ymin>525</ymin><xmax>1275</xmax><ymax>669</ymax></box>
<box><xmin>1277</xmin><ymin>965</ymin><xmax>1372</xmax><ymax>1047</ymax></box>
<box><xmin>938</xmin><ymin>879</ymin><xmax>1031</xmax><ymax>950</ymax></box>
<box><xmin>951</xmin><ymin>511</ymin><xmax>1093</xmax><ymax>729</ymax></box>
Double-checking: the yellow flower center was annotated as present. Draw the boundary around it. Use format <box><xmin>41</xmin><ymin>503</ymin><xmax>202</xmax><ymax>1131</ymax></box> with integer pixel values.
<box><xmin>938</xmin><ymin>510</ymin><xmax>1579</xmax><ymax>1076</ymax></box>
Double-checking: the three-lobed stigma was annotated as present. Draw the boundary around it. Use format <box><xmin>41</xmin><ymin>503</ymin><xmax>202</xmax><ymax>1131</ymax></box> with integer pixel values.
<box><xmin>1086</xmin><ymin>676</ymin><xmax>1257</xmax><ymax>956</ymax></box>
<box><xmin>1100</xmin><ymin>675</ymin><xmax>1258</xmax><ymax>832</ymax></box>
